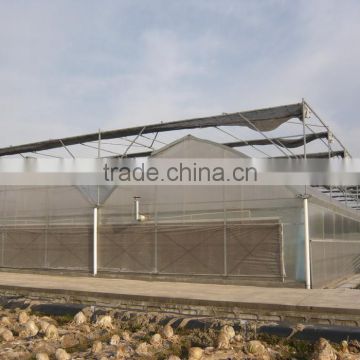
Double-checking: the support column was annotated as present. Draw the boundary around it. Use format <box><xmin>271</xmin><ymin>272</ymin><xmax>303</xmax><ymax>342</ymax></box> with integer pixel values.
<box><xmin>223</xmin><ymin>210</ymin><xmax>227</xmax><ymax>277</ymax></box>
<box><xmin>134</xmin><ymin>197</ymin><xmax>140</xmax><ymax>221</ymax></box>
<box><xmin>303</xmin><ymin>196</ymin><xmax>311</xmax><ymax>289</ymax></box>
<box><xmin>302</xmin><ymin>99</ymin><xmax>307</xmax><ymax>160</ymax></box>
<box><xmin>93</xmin><ymin>207</ymin><xmax>98</xmax><ymax>276</ymax></box>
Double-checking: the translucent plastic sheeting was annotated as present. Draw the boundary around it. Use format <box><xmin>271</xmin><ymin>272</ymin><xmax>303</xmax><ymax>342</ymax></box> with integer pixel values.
<box><xmin>0</xmin><ymin>186</ymin><xmax>94</xmax><ymax>226</ymax></box>
<box><xmin>0</xmin><ymin>226</ymin><xmax>92</xmax><ymax>270</ymax></box>
<box><xmin>98</xmin><ymin>135</ymin><xmax>302</xmax><ymax>283</ymax></box>
<box><xmin>309</xmin><ymin>203</ymin><xmax>360</xmax><ymax>287</ymax></box>
<box><xmin>98</xmin><ymin>220</ymin><xmax>284</xmax><ymax>279</ymax></box>
<box><xmin>0</xmin><ymin>186</ymin><xmax>94</xmax><ymax>271</ymax></box>
<box><xmin>98</xmin><ymin>223</ymin><xmax>155</xmax><ymax>272</ymax></box>
<box><xmin>100</xmin><ymin>186</ymin><xmax>303</xmax><ymax>283</ymax></box>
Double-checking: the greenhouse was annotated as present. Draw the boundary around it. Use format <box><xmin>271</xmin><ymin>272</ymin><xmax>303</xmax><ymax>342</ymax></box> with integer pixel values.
<box><xmin>0</xmin><ymin>100</ymin><xmax>359</xmax><ymax>289</ymax></box>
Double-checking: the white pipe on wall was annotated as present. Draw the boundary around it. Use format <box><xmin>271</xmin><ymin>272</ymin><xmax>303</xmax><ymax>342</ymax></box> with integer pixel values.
<box><xmin>134</xmin><ymin>196</ymin><xmax>146</xmax><ymax>221</ymax></box>
<box><xmin>134</xmin><ymin>197</ymin><xmax>140</xmax><ymax>221</ymax></box>
<box><xmin>93</xmin><ymin>207</ymin><xmax>98</xmax><ymax>276</ymax></box>
<box><xmin>303</xmin><ymin>197</ymin><xmax>311</xmax><ymax>289</ymax></box>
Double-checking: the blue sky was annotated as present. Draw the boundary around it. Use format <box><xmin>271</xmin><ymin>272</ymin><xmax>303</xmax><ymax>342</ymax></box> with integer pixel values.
<box><xmin>0</xmin><ymin>0</ymin><xmax>359</xmax><ymax>154</ymax></box>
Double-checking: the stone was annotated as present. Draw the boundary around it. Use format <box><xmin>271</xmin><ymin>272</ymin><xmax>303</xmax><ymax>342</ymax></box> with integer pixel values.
<box><xmin>40</xmin><ymin>316</ymin><xmax>57</xmax><ymax>325</ymax></box>
<box><xmin>150</xmin><ymin>333</ymin><xmax>162</xmax><ymax>346</ymax></box>
<box><xmin>79</xmin><ymin>324</ymin><xmax>91</xmax><ymax>333</ymax></box>
<box><xmin>188</xmin><ymin>347</ymin><xmax>204</xmax><ymax>360</ymax></box>
<box><xmin>110</xmin><ymin>334</ymin><xmax>120</xmax><ymax>345</ymax></box>
<box><xmin>0</xmin><ymin>328</ymin><xmax>14</xmax><ymax>341</ymax></box>
<box><xmin>61</xmin><ymin>333</ymin><xmax>80</xmax><ymax>348</ymax></box>
<box><xmin>74</xmin><ymin>311</ymin><xmax>86</xmax><ymax>325</ymax></box>
<box><xmin>45</xmin><ymin>324</ymin><xmax>59</xmax><ymax>340</ymax></box>
<box><xmin>295</xmin><ymin>323</ymin><xmax>306</xmax><ymax>332</ymax></box>
<box><xmin>348</xmin><ymin>340</ymin><xmax>360</xmax><ymax>353</ymax></box>
<box><xmin>168</xmin><ymin>356</ymin><xmax>181</xmax><ymax>360</ymax></box>
<box><xmin>18</xmin><ymin>311</ymin><xmax>29</xmax><ymax>324</ymax></box>
<box><xmin>122</xmin><ymin>330</ymin><xmax>131</xmax><ymax>342</ymax></box>
<box><xmin>39</xmin><ymin>320</ymin><xmax>50</xmax><ymax>334</ymax></box>
<box><xmin>1</xmin><ymin>316</ymin><xmax>12</xmax><ymax>327</ymax></box>
<box><xmin>1</xmin><ymin>350</ymin><xmax>31</xmax><ymax>359</ymax></box>
<box><xmin>163</xmin><ymin>324</ymin><xmax>174</xmax><ymax>339</ymax></box>
<box><xmin>81</xmin><ymin>306</ymin><xmax>95</xmax><ymax>318</ymax></box>
<box><xmin>189</xmin><ymin>347</ymin><xmax>204</xmax><ymax>360</ymax></box>
<box><xmin>204</xmin><ymin>347</ymin><xmax>214</xmax><ymax>354</ymax></box>
<box><xmin>25</xmin><ymin>320</ymin><xmax>39</xmax><ymax>336</ymax></box>
<box><xmin>135</xmin><ymin>342</ymin><xmax>149</xmax><ymax>356</ymax></box>
<box><xmin>55</xmin><ymin>348</ymin><xmax>71</xmax><ymax>360</ymax></box>
<box><xmin>36</xmin><ymin>354</ymin><xmax>50</xmax><ymax>360</ymax></box>
<box><xmin>220</xmin><ymin>325</ymin><xmax>235</xmax><ymax>340</ymax></box>
<box><xmin>92</xmin><ymin>340</ymin><xmax>102</xmax><ymax>353</ymax></box>
<box><xmin>96</xmin><ymin>315</ymin><xmax>114</xmax><ymax>330</ymax></box>
<box><xmin>248</xmin><ymin>340</ymin><xmax>270</xmax><ymax>360</ymax></box>
<box><xmin>217</xmin><ymin>332</ymin><xmax>230</xmax><ymax>350</ymax></box>
<box><xmin>234</xmin><ymin>334</ymin><xmax>243</xmax><ymax>343</ymax></box>
<box><xmin>19</xmin><ymin>328</ymin><xmax>30</xmax><ymax>338</ymax></box>
<box><xmin>341</xmin><ymin>340</ymin><xmax>349</xmax><ymax>353</ymax></box>
<box><xmin>312</xmin><ymin>338</ymin><xmax>337</xmax><ymax>360</ymax></box>
<box><xmin>32</xmin><ymin>341</ymin><xmax>56</xmax><ymax>355</ymax></box>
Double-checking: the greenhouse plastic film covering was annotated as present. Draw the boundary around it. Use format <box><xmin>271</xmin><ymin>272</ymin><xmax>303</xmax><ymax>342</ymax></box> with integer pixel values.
<box><xmin>0</xmin><ymin>183</ymin><xmax>303</xmax><ymax>284</ymax></box>
<box><xmin>309</xmin><ymin>202</ymin><xmax>360</xmax><ymax>288</ymax></box>
<box><xmin>0</xmin><ymin>186</ymin><xmax>93</xmax><ymax>270</ymax></box>
<box><xmin>98</xmin><ymin>218</ymin><xmax>284</xmax><ymax>279</ymax></box>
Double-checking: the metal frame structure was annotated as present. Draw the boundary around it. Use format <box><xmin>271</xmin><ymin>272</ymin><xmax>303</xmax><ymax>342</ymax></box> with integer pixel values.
<box><xmin>0</xmin><ymin>100</ymin><xmax>357</xmax><ymax>210</ymax></box>
<box><xmin>0</xmin><ymin>99</ymin><xmax>359</xmax><ymax>289</ymax></box>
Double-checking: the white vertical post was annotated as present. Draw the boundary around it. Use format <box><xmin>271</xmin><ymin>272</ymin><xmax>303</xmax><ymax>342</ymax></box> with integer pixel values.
<box><xmin>302</xmin><ymin>99</ymin><xmax>307</xmax><ymax>160</ymax></box>
<box><xmin>223</xmin><ymin>209</ymin><xmax>227</xmax><ymax>276</ymax></box>
<box><xmin>93</xmin><ymin>207</ymin><xmax>98</xmax><ymax>276</ymax></box>
<box><xmin>134</xmin><ymin>197</ymin><xmax>140</xmax><ymax>221</ymax></box>
<box><xmin>303</xmin><ymin>197</ymin><xmax>311</xmax><ymax>289</ymax></box>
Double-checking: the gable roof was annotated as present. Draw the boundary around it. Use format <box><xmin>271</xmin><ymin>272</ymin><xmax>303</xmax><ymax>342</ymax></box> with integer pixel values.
<box><xmin>151</xmin><ymin>134</ymin><xmax>248</xmax><ymax>158</ymax></box>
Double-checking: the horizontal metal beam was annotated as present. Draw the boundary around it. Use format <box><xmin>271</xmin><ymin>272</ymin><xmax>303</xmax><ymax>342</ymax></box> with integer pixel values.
<box><xmin>123</xmin><ymin>146</ymin><xmax>344</xmax><ymax>160</ymax></box>
<box><xmin>320</xmin><ymin>189</ymin><xmax>359</xmax><ymax>194</ymax></box>
<box><xmin>224</xmin><ymin>131</ymin><xmax>328</xmax><ymax>149</ymax></box>
<box><xmin>275</xmin><ymin>150</ymin><xmax>345</xmax><ymax>159</ymax></box>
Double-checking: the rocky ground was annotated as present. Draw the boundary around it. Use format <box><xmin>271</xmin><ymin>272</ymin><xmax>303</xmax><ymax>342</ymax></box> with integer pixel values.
<box><xmin>0</xmin><ymin>303</ymin><xmax>359</xmax><ymax>359</ymax></box>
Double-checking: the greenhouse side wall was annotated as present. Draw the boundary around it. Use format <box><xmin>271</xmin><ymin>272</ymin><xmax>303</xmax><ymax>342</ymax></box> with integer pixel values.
<box><xmin>98</xmin><ymin>184</ymin><xmax>304</xmax><ymax>286</ymax></box>
<box><xmin>0</xmin><ymin>186</ymin><xmax>93</xmax><ymax>271</ymax></box>
<box><xmin>309</xmin><ymin>200</ymin><xmax>360</xmax><ymax>288</ymax></box>
<box><xmin>0</xmin><ymin>184</ymin><xmax>305</xmax><ymax>287</ymax></box>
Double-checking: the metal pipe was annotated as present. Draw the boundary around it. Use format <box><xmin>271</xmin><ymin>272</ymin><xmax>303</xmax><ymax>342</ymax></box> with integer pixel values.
<box><xmin>122</xmin><ymin>127</ymin><xmax>146</xmax><ymax>158</ymax></box>
<box><xmin>81</xmin><ymin>142</ymin><xmax>121</xmax><ymax>155</ymax></box>
<box><xmin>59</xmin><ymin>139</ymin><xmax>75</xmax><ymax>159</ymax></box>
<box><xmin>302</xmin><ymin>99</ymin><xmax>307</xmax><ymax>160</ymax></box>
<box><xmin>134</xmin><ymin>197</ymin><xmax>140</xmax><ymax>221</ymax></box>
<box><xmin>303</xmin><ymin>196</ymin><xmax>311</xmax><ymax>289</ymax></box>
<box><xmin>223</xmin><ymin>209</ymin><xmax>227</xmax><ymax>276</ymax></box>
<box><xmin>93</xmin><ymin>207</ymin><xmax>98</xmax><ymax>276</ymax></box>
<box><xmin>304</xmin><ymin>100</ymin><xmax>351</xmax><ymax>158</ymax></box>
<box><xmin>97</xmin><ymin>129</ymin><xmax>101</xmax><ymax>207</ymax></box>
<box><xmin>216</xmin><ymin>126</ymin><xmax>271</xmax><ymax>158</ymax></box>
<box><xmin>98</xmin><ymin>129</ymin><xmax>101</xmax><ymax>158</ymax></box>
<box><xmin>236</xmin><ymin>112</ymin><xmax>297</xmax><ymax>158</ymax></box>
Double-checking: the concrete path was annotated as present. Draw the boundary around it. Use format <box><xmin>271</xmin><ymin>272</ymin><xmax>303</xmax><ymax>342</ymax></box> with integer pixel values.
<box><xmin>0</xmin><ymin>272</ymin><xmax>359</xmax><ymax>325</ymax></box>
<box><xmin>334</xmin><ymin>274</ymin><xmax>360</xmax><ymax>289</ymax></box>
